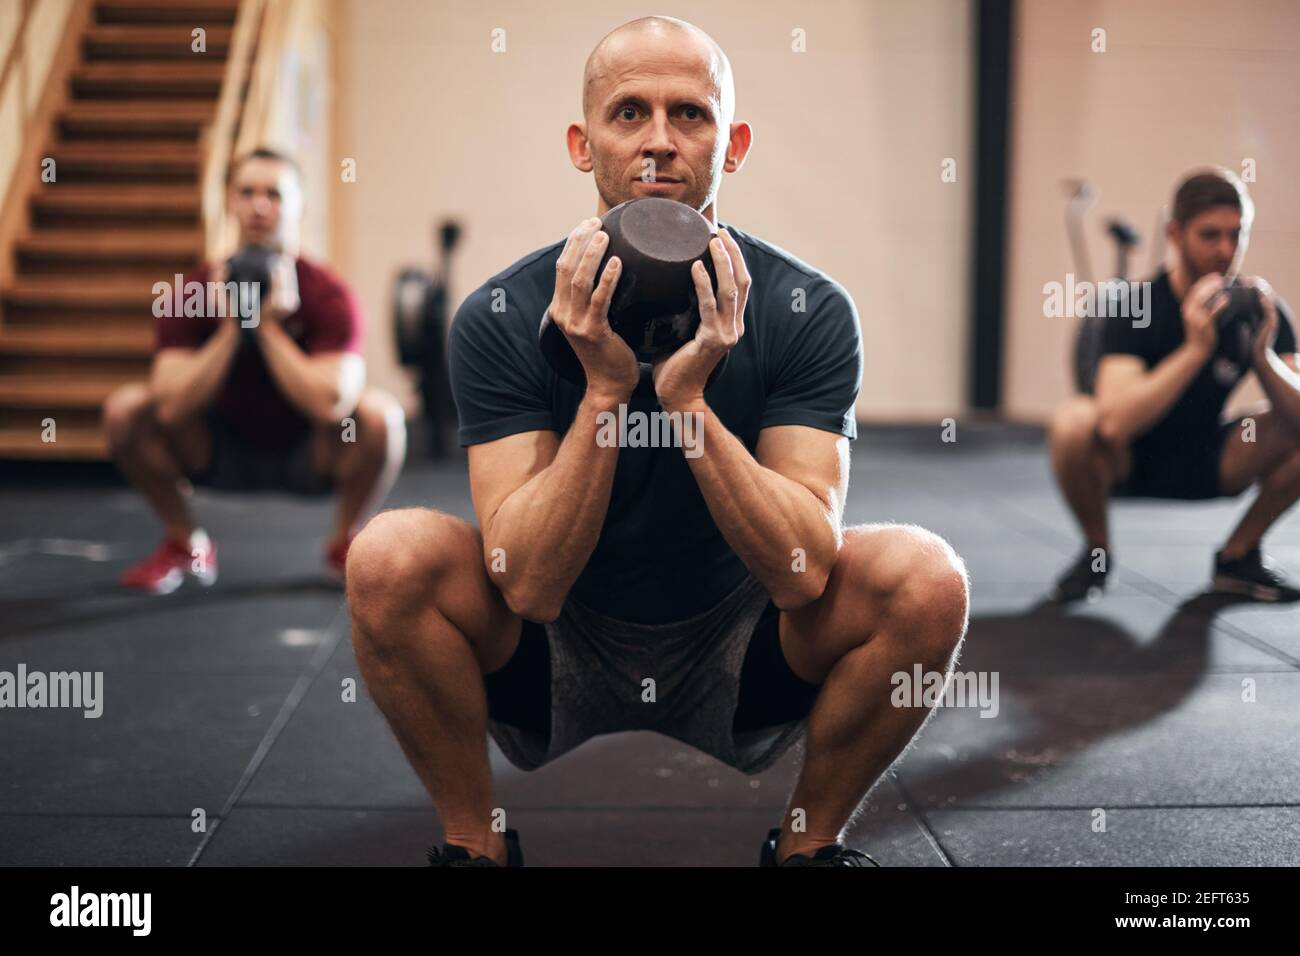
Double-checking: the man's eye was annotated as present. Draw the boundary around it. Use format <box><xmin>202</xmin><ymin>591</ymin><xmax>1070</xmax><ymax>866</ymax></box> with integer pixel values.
<box><xmin>683</xmin><ymin>106</ymin><xmax>702</xmax><ymax>119</ymax></box>
<box><xmin>618</xmin><ymin>106</ymin><xmax>638</xmax><ymax>120</ymax></box>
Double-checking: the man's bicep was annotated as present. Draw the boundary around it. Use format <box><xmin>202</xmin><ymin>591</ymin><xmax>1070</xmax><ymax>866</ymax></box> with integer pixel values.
<box><xmin>756</xmin><ymin>425</ymin><xmax>850</xmax><ymax>519</ymax></box>
<box><xmin>468</xmin><ymin>429</ymin><xmax>561</xmax><ymax>540</ymax></box>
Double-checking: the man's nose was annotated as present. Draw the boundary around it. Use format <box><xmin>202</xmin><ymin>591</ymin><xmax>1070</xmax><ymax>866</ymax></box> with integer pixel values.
<box><xmin>252</xmin><ymin>194</ymin><xmax>273</xmax><ymax>215</ymax></box>
<box><xmin>642</xmin><ymin>110</ymin><xmax>677</xmax><ymax>157</ymax></box>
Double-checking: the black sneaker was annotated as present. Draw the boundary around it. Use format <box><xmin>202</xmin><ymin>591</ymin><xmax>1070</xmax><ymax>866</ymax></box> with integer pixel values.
<box><xmin>1050</xmin><ymin>547</ymin><xmax>1111</xmax><ymax>603</ymax></box>
<box><xmin>427</xmin><ymin>828</ymin><xmax>524</xmax><ymax>867</ymax></box>
<box><xmin>1213</xmin><ymin>548</ymin><xmax>1300</xmax><ymax>602</ymax></box>
<box><xmin>759</xmin><ymin>828</ymin><xmax>878</xmax><ymax>867</ymax></box>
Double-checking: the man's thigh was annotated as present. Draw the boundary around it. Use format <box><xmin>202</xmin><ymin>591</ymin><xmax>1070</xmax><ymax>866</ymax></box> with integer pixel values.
<box><xmin>777</xmin><ymin>523</ymin><xmax>961</xmax><ymax>685</ymax></box>
<box><xmin>1219</xmin><ymin>408</ymin><xmax>1298</xmax><ymax>495</ymax></box>
<box><xmin>156</xmin><ymin>413</ymin><xmax>213</xmax><ymax>477</ymax></box>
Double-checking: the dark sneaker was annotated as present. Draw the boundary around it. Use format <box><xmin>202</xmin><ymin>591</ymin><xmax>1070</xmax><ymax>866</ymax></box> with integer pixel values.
<box><xmin>427</xmin><ymin>828</ymin><xmax>524</xmax><ymax>867</ymax></box>
<box><xmin>1050</xmin><ymin>546</ymin><xmax>1110</xmax><ymax>603</ymax></box>
<box><xmin>1213</xmin><ymin>548</ymin><xmax>1300</xmax><ymax>602</ymax></box>
<box><xmin>759</xmin><ymin>828</ymin><xmax>878</xmax><ymax>867</ymax></box>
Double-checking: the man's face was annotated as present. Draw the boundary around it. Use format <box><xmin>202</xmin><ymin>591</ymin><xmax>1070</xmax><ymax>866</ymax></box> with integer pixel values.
<box><xmin>579</xmin><ymin>35</ymin><xmax>735</xmax><ymax>215</ymax></box>
<box><xmin>227</xmin><ymin>157</ymin><xmax>302</xmax><ymax>249</ymax></box>
<box><xmin>1172</xmin><ymin>205</ymin><xmax>1245</xmax><ymax>280</ymax></box>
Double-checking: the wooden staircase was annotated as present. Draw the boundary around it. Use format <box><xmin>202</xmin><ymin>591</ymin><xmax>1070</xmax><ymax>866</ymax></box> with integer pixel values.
<box><xmin>0</xmin><ymin>0</ymin><xmax>238</xmax><ymax>460</ymax></box>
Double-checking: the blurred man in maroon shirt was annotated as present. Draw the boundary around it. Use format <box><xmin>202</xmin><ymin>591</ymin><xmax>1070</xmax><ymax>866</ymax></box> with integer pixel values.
<box><xmin>103</xmin><ymin>148</ymin><xmax>406</xmax><ymax>593</ymax></box>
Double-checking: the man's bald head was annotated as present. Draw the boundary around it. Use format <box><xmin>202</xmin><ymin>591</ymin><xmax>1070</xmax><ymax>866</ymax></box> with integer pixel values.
<box><xmin>582</xmin><ymin>16</ymin><xmax>735</xmax><ymax>126</ymax></box>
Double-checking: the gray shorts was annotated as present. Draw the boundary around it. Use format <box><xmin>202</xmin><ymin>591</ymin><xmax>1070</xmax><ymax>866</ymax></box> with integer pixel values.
<box><xmin>487</xmin><ymin>574</ymin><xmax>812</xmax><ymax>776</ymax></box>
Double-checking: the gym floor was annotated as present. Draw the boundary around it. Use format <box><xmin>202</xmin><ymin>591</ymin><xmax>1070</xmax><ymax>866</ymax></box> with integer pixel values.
<box><xmin>2</xmin><ymin>424</ymin><xmax>1297</xmax><ymax>866</ymax></box>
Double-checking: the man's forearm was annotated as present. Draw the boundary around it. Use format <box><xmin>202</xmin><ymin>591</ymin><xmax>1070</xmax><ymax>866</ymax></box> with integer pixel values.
<box><xmin>153</xmin><ymin>322</ymin><xmax>240</xmax><ymax>426</ymax></box>
<box><xmin>1098</xmin><ymin>342</ymin><xmax>1209</xmax><ymax>445</ymax></box>
<box><xmin>670</xmin><ymin>400</ymin><xmax>841</xmax><ymax>609</ymax></box>
<box><xmin>256</xmin><ymin>322</ymin><xmax>345</xmax><ymax>422</ymax></box>
<box><xmin>485</xmin><ymin>390</ymin><xmax>627</xmax><ymax>620</ymax></box>
<box><xmin>1256</xmin><ymin>350</ymin><xmax>1300</xmax><ymax>435</ymax></box>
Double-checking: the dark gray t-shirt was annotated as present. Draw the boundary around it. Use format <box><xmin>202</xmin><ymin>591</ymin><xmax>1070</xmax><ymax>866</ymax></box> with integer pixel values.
<box><xmin>449</xmin><ymin>223</ymin><xmax>862</xmax><ymax>624</ymax></box>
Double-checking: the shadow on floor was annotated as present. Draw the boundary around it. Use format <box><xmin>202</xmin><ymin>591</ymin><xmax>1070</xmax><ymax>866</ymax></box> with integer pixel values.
<box><xmin>897</xmin><ymin>592</ymin><xmax>1260</xmax><ymax>806</ymax></box>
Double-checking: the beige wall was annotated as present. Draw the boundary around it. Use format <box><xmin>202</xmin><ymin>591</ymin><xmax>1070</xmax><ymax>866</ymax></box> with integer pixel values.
<box><xmin>1004</xmin><ymin>0</ymin><xmax>1300</xmax><ymax>421</ymax></box>
<box><xmin>335</xmin><ymin>0</ymin><xmax>973</xmax><ymax>420</ymax></box>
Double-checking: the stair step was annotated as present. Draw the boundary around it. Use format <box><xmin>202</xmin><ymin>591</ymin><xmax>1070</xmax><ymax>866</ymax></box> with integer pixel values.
<box><xmin>0</xmin><ymin>374</ymin><xmax>135</xmax><ymax>407</ymax></box>
<box><xmin>59</xmin><ymin>100</ymin><xmax>213</xmax><ymax>140</ymax></box>
<box><xmin>3</xmin><ymin>277</ymin><xmax>163</xmax><ymax>310</ymax></box>
<box><xmin>95</xmin><ymin>0</ymin><xmax>238</xmax><ymax>27</ymax></box>
<box><xmin>71</xmin><ymin>62</ymin><xmax>224</xmax><ymax>100</ymax></box>
<box><xmin>0</xmin><ymin>427</ymin><xmax>109</xmax><ymax>460</ymax></box>
<box><xmin>45</xmin><ymin>142</ymin><xmax>200</xmax><ymax>183</ymax></box>
<box><xmin>85</xmin><ymin>25</ymin><xmax>232</xmax><ymax>59</ymax></box>
<box><xmin>32</xmin><ymin>184</ymin><xmax>200</xmax><ymax>227</ymax></box>
<box><xmin>15</xmin><ymin>230</ymin><xmax>200</xmax><ymax>276</ymax></box>
<box><xmin>0</xmin><ymin>327</ymin><xmax>153</xmax><ymax>357</ymax></box>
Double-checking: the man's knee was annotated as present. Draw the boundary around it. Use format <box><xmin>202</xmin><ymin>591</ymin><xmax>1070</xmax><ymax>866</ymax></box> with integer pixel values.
<box><xmin>844</xmin><ymin>525</ymin><xmax>969</xmax><ymax>660</ymax></box>
<box><xmin>352</xmin><ymin>389</ymin><xmax>406</xmax><ymax>452</ymax></box>
<box><xmin>102</xmin><ymin>383</ymin><xmax>153</xmax><ymax>452</ymax></box>
<box><xmin>1049</xmin><ymin>396</ymin><xmax>1101</xmax><ymax>452</ymax></box>
<box><xmin>345</xmin><ymin>508</ymin><xmax>479</xmax><ymax>631</ymax></box>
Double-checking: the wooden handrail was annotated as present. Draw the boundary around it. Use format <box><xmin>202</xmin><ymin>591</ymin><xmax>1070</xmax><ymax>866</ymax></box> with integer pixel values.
<box><xmin>200</xmin><ymin>0</ymin><xmax>270</xmax><ymax>260</ymax></box>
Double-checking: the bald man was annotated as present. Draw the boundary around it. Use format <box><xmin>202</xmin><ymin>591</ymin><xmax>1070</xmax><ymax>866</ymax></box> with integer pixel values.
<box><xmin>346</xmin><ymin>17</ymin><xmax>968</xmax><ymax>867</ymax></box>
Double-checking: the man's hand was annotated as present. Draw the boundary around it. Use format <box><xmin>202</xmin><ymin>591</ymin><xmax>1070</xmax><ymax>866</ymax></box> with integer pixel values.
<box><xmin>653</xmin><ymin>228</ymin><xmax>750</xmax><ymax>409</ymax></box>
<box><xmin>1181</xmin><ymin>271</ymin><xmax>1226</xmax><ymax>359</ymax></box>
<box><xmin>549</xmin><ymin>217</ymin><xmax>640</xmax><ymax>400</ymax></box>
<box><xmin>257</xmin><ymin>253</ymin><xmax>300</xmax><ymax>327</ymax></box>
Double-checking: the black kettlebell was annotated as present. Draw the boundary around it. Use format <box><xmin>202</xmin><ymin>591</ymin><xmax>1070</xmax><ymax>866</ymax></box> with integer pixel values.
<box><xmin>539</xmin><ymin>198</ymin><xmax>726</xmax><ymax>395</ymax></box>
<box><xmin>1215</xmin><ymin>282</ymin><xmax>1263</xmax><ymax>373</ymax></box>
<box><xmin>225</xmin><ymin>244</ymin><xmax>275</xmax><ymax>343</ymax></box>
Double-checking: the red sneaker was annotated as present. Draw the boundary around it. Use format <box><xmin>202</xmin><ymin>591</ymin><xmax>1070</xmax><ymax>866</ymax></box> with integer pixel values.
<box><xmin>120</xmin><ymin>531</ymin><xmax>218</xmax><ymax>594</ymax></box>
<box><xmin>325</xmin><ymin>531</ymin><xmax>356</xmax><ymax>584</ymax></box>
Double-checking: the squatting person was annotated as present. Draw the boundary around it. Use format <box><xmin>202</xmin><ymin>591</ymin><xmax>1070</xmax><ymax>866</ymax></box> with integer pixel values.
<box><xmin>1049</xmin><ymin>167</ymin><xmax>1300</xmax><ymax>602</ymax></box>
<box><xmin>104</xmin><ymin>148</ymin><xmax>406</xmax><ymax>592</ymax></box>
<box><xmin>346</xmin><ymin>17</ymin><xmax>969</xmax><ymax>867</ymax></box>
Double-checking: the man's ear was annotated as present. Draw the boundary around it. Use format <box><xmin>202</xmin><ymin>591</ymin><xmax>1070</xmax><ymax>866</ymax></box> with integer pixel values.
<box><xmin>1166</xmin><ymin>218</ymin><xmax>1181</xmax><ymax>245</ymax></box>
<box><xmin>723</xmin><ymin>121</ymin><xmax>753</xmax><ymax>174</ymax></box>
<box><xmin>567</xmin><ymin>122</ymin><xmax>593</xmax><ymax>173</ymax></box>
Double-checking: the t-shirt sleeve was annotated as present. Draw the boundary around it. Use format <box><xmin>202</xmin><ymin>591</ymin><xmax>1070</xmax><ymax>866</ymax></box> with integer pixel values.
<box><xmin>449</xmin><ymin>285</ymin><xmax>556</xmax><ymax>446</ymax></box>
<box><xmin>303</xmin><ymin>270</ymin><xmax>364</xmax><ymax>354</ymax></box>
<box><xmin>759</xmin><ymin>278</ymin><xmax>862</xmax><ymax>439</ymax></box>
<box><xmin>1099</xmin><ymin>281</ymin><xmax>1152</xmax><ymax>362</ymax></box>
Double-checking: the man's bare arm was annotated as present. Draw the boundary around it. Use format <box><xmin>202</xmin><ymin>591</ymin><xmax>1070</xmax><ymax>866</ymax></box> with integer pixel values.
<box><xmin>151</xmin><ymin>322</ymin><xmax>241</xmax><ymax>427</ymax></box>
<box><xmin>467</xmin><ymin>390</ymin><xmax>626</xmax><ymax>623</ymax></box>
<box><xmin>255</xmin><ymin>321</ymin><xmax>365</xmax><ymax>423</ymax></box>
<box><xmin>1094</xmin><ymin>345</ymin><xmax>1210</xmax><ymax>446</ymax></box>
<box><xmin>1256</xmin><ymin>352</ymin><xmax>1300</xmax><ymax>434</ymax></box>
<box><xmin>672</xmin><ymin>412</ymin><xmax>848</xmax><ymax>609</ymax></box>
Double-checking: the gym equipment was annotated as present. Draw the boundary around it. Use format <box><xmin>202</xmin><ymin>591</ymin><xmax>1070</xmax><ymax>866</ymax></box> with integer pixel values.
<box><xmin>392</xmin><ymin>220</ymin><xmax>462</xmax><ymax>459</ymax></box>
<box><xmin>1063</xmin><ymin>181</ymin><xmax>1142</xmax><ymax>394</ymax></box>
<box><xmin>1216</xmin><ymin>281</ymin><xmax>1264</xmax><ymax>373</ymax></box>
<box><xmin>225</xmin><ymin>244</ymin><xmax>275</xmax><ymax>343</ymax></box>
<box><xmin>539</xmin><ymin>198</ymin><xmax>725</xmax><ymax>395</ymax></box>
